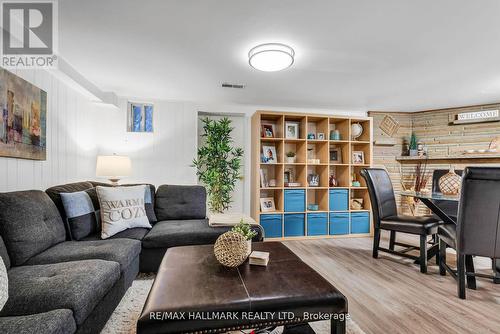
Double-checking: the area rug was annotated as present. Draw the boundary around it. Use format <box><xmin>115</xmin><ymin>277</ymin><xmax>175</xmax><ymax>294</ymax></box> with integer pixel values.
<box><xmin>101</xmin><ymin>274</ymin><xmax>365</xmax><ymax>334</ymax></box>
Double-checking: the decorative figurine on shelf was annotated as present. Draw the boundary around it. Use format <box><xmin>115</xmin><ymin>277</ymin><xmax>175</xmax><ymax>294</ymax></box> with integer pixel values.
<box><xmin>286</xmin><ymin>151</ymin><xmax>296</xmax><ymax>163</ymax></box>
<box><xmin>307</xmin><ymin>204</ymin><xmax>319</xmax><ymax>211</ymax></box>
<box><xmin>351</xmin><ymin>123</ymin><xmax>363</xmax><ymax>140</ymax></box>
<box><xmin>352</xmin><ymin>173</ymin><xmax>361</xmax><ymax>187</ymax></box>
<box><xmin>307</xmin><ymin>133</ymin><xmax>316</xmax><ymax>140</ymax></box>
<box><xmin>329</xmin><ymin>174</ymin><xmax>337</xmax><ymax>187</ymax></box>
<box><xmin>402</xmin><ymin>138</ymin><xmax>410</xmax><ymax>156</ymax></box>
<box><xmin>417</xmin><ymin>141</ymin><xmax>425</xmax><ymax>157</ymax></box>
<box><xmin>351</xmin><ymin>198</ymin><xmax>364</xmax><ymax>210</ymax></box>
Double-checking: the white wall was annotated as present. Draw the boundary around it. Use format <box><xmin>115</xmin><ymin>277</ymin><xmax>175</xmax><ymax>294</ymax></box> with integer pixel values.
<box><xmin>93</xmin><ymin>98</ymin><xmax>199</xmax><ymax>186</ymax></box>
<box><xmin>0</xmin><ymin>72</ymin><xmax>367</xmax><ymax>215</ymax></box>
<box><xmin>0</xmin><ymin>68</ymin><xmax>102</xmax><ymax>192</ymax></box>
<box><xmin>98</xmin><ymin>99</ymin><xmax>367</xmax><ymax>214</ymax></box>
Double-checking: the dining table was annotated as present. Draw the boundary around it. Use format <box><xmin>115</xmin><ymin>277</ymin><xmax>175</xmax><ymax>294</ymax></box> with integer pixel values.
<box><xmin>400</xmin><ymin>190</ymin><xmax>500</xmax><ymax>283</ymax></box>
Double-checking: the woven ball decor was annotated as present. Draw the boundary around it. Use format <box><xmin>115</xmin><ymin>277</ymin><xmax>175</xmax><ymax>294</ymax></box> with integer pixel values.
<box><xmin>439</xmin><ymin>168</ymin><xmax>461</xmax><ymax>195</ymax></box>
<box><xmin>214</xmin><ymin>231</ymin><xmax>249</xmax><ymax>267</ymax></box>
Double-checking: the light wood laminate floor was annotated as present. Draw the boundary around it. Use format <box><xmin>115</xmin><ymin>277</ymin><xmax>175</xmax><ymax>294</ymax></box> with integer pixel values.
<box><xmin>284</xmin><ymin>232</ymin><xmax>500</xmax><ymax>334</ymax></box>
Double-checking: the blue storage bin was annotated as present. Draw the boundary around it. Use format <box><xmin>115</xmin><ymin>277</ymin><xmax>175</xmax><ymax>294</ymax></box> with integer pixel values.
<box><xmin>307</xmin><ymin>213</ymin><xmax>328</xmax><ymax>236</ymax></box>
<box><xmin>329</xmin><ymin>212</ymin><xmax>350</xmax><ymax>235</ymax></box>
<box><xmin>284</xmin><ymin>189</ymin><xmax>305</xmax><ymax>212</ymax></box>
<box><xmin>351</xmin><ymin>212</ymin><xmax>370</xmax><ymax>234</ymax></box>
<box><xmin>260</xmin><ymin>214</ymin><xmax>282</xmax><ymax>238</ymax></box>
<box><xmin>329</xmin><ymin>189</ymin><xmax>348</xmax><ymax>211</ymax></box>
<box><xmin>284</xmin><ymin>214</ymin><xmax>305</xmax><ymax>237</ymax></box>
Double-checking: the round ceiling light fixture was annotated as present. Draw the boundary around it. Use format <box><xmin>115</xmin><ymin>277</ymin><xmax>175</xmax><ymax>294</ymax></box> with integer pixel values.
<box><xmin>248</xmin><ymin>43</ymin><xmax>295</xmax><ymax>72</ymax></box>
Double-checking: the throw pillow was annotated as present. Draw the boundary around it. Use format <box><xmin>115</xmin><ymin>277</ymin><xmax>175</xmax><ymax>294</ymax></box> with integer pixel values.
<box><xmin>121</xmin><ymin>184</ymin><xmax>158</xmax><ymax>223</ymax></box>
<box><xmin>96</xmin><ymin>185</ymin><xmax>152</xmax><ymax>239</ymax></box>
<box><xmin>60</xmin><ymin>191</ymin><xmax>100</xmax><ymax>240</ymax></box>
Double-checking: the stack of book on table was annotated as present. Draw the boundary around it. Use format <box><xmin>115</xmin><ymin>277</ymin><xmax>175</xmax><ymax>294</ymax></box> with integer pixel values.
<box><xmin>249</xmin><ymin>251</ymin><xmax>270</xmax><ymax>266</ymax></box>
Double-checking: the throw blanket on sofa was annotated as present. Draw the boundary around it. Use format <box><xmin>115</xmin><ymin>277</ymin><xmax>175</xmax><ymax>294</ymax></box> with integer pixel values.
<box><xmin>208</xmin><ymin>213</ymin><xmax>258</xmax><ymax>227</ymax></box>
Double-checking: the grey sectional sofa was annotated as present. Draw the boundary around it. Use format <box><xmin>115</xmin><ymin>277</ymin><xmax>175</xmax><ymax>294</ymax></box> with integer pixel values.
<box><xmin>0</xmin><ymin>181</ymin><xmax>263</xmax><ymax>334</ymax></box>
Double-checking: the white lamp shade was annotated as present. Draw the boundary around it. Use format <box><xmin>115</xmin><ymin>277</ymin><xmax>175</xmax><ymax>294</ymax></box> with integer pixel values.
<box><xmin>96</xmin><ymin>155</ymin><xmax>132</xmax><ymax>178</ymax></box>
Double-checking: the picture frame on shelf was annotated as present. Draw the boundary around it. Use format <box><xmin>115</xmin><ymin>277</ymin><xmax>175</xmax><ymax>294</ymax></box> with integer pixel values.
<box><xmin>352</xmin><ymin>151</ymin><xmax>365</xmax><ymax>165</ymax></box>
<box><xmin>260</xmin><ymin>197</ymin><xmax>276</xmax><ymax>212</ymax></box>
<box><xmin>261</xmin><ymin>124</ymin><xmax>275</xmax><ymax>138</ymax></box>
<box><xmin>308</xmin><ymin>173</ymin><xmax>320</xmax><ymax>187</ymax></box>
<box><xmin>285</xmin><ymin>122</ymin><xmax>299</xmax><ymax>139</ymax></box>
<box><xmin>262</xmin><ymin>145</ymin><xmax>278</xmax><ymax>164</ymax></box>
<box><xmin>330</xmin><ymin>148</ymin><xmax>342</xmax><ymax>163</ymax></box>
<box><xmin>317</xmin><ymin>133</ymin><xmax>325</xmax><ymax>140</ymax></box>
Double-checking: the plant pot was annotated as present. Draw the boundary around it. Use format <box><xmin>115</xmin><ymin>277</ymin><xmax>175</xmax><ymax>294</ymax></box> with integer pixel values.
<box><xmin>246</xmin><ymin>240</ymin><xmax>252</xmax><ymax>257</ymax></box>
<box><xmin>286</xmin><ymin>157</ymin><xmax>296</xmax><ymax>163</ymax></box>
<box><xmin>409</xmin><ymin>149</ymin><xmax>418</xmax><ymax>157</ymax></box>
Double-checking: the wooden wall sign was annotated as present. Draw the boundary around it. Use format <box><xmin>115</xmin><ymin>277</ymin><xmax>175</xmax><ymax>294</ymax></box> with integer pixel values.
<box><xmin>450</xmin><ymin>109</ymin><xmax>500</xmax><ymax>125</ymax></box>
<box><xmin>379</xmin><ymin>115</ymin><xmax>400</xmax><ymax>136</ymax></box>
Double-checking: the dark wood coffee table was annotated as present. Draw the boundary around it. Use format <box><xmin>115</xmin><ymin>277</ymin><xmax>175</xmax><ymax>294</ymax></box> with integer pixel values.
<box><xmin>137</xmin><ymin>242</ymin><xmax>348</xmax><ymax>334</ymax></box>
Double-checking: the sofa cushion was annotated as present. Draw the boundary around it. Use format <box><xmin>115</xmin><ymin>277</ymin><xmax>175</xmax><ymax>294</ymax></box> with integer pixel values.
<box><xmin>25</xmin><ymin>239</ymin><xmax>141</xmax><ymax>274</ymax></box>
<box><xmin>96</xmin><ymin>185</ymin><xmax>152</xmax><ymax>239</ymax></box>
<box><xmin>154</xmin><ymin>185</ymin><xmax>206</xmax><ymax>221</ymax></box>
<box><xmin>122</xmin><ymin>184</ymin><xmax>158</xmax><ymax>223</ymax></box>
<box><xmin>60</xmin><ymin>191</ymin><xmax>99</xmax><ymax>240</ymax></box>
<box><xmin>0</xmin><ymin>309</ymin><xmax>76</xmax><ymax>334</ymax></box>
<box><xmin>90</xmin><ymin>182</ymin><xmax>158</xmax><ymax>224</ymax></box>
<box><xmin>81</xmin><ymin>227</ymin><xmax>149</xmax><ymax>242</ymax></box>
<box><xmin>46</xmin><ymin>181</ymin><xmax>95</xmax><ymax>240</ymax></box>
<box><xmin>0</xmin><ymin>236</ymin><xmax>10</xmax><ymax>270</ymax></box>
<box><xmin>0</xmin><ymin>191</ymin><xmax>66</xmax><ymax>266</ymax></box>
<box><xmin>143</xmin><ymin>219</ymin><xmax>229</xmax><ymax>249</ymax></box>
<box><xmin>2</xmin><ymin>259</ymin><xmax>119</xmax><ymax>325</ymax></box>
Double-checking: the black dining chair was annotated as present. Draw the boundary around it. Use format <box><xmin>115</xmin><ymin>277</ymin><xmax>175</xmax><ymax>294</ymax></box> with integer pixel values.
<box><xmin>438</xmin><ymin>167</ymin><xmax>500</xmax><ymax>299</ymax></box>
<box><xmin>431</xmin><ymin>169</ymin><xmax>463</xmax><ymax>223</ymax></box>
<box><xmin>361</xmin><ymin>168</ymin><xmax>442</xmax><ymax>273</ymax></box>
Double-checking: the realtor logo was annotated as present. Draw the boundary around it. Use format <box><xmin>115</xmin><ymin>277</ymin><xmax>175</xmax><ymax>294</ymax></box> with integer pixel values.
<box><xmin>1</xmin><ymin>0</ymin><xmax>58</xmax><ymax>68</ymax></box>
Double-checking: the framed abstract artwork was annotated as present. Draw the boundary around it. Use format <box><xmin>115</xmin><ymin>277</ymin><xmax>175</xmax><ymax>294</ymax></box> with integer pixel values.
<box><xmin>127</xmin><ymin>102</ymin><xmax>154</xmax><ymax>132</ymax></box>
<box><xmin>0</xmin><ymin>68</ymin><xmax>47</xmax><ymax>160</ymax></box>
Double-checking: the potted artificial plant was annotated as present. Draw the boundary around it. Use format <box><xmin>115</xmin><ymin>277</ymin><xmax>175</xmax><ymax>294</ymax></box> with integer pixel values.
<box><xmin>193</xmin><ymin>117</ymin><xmax>243</xmax><ymax>213</ymax></box>
<box><xmin>232</xmin><ymin>219</ymin><xmax>257</xmax><ymax>256</ymax></box>
<box><xmin>286</xmin><ymin>151</ymin><xmax>296</xmax><ymax>163</ymax></box>
<box><xmin>409</xmin><ymin>133</ymin><xmax>418</xmax><ymax>156</ymax></box>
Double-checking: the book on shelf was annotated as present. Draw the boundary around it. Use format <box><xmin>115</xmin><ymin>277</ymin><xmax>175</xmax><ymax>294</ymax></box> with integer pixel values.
<box><xmin>249</xmin><ymin>251</ymin><xmax>270</xmax><ymax>266</ymax></box>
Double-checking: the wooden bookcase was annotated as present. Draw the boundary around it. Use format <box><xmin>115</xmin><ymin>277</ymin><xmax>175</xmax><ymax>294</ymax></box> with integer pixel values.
<box><xmin>251</xmin><ymin>111</ymin><xmax>373</xmax><ymax>240</ymax></box>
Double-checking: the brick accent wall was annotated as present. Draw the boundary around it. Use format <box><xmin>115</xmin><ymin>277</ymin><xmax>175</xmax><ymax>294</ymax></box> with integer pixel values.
<box><xmin>369</xmin><ymin>104</ymin><xmax>500</xmax><ymax>215</ymax></box>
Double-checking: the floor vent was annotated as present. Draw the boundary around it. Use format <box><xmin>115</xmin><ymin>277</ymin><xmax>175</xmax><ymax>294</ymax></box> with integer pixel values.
<box><xmin>221</xmin><ymin>82</ymin><xmax>245</xmax><ymax>89</ymax></box>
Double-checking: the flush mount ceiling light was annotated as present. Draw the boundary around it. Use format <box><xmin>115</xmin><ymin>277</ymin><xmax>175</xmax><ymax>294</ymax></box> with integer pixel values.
<box><xmin>248</xmin><ymin>43</ymin><xmax>295</xmax><ymax>72</ymax></box>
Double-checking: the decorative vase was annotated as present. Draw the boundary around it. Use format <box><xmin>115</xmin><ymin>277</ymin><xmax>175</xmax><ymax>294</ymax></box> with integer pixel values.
<box><xmin>439</xmin><ymin>167</ymin><xmax>461</xmax><ymax>195</ymax></box>
<box><xmin>246</xmin><ymin>240</ymin><xmax>252</xmax><ymax>257</ymax></box>
<box><xmin>286</xmin><ymin>157</ymin><xmax>296</xmax><ymax>163</ymax></box>
<box><xmin>409</xmin><ymin>149</ymin><xmax>418</xmax><ymax>157</ymax></box>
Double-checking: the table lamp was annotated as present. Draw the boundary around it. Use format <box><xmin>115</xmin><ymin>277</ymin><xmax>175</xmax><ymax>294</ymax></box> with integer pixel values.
<box><xmin>96</xmin><ymin>155</ymin><xmax>131</xmax><ymax>185</ymax></box>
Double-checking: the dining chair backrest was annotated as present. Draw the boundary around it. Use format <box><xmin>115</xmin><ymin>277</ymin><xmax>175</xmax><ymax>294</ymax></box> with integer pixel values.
<box><xmin>360</xmin><ymin>168</ymin><xmax>398</xmax><ymax>228</ymax></box>
<box><xmin>457</xmin><ymin>167</ymin><xmax>500</xmax><ymax>258</ymax></box>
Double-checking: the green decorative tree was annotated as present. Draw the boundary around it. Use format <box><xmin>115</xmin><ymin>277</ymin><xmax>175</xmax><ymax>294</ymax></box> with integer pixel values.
<box><xmin>193</xmin><ymin>117</ymin><xmax>244</xmax><ymax>213</ymax></box>
<box><xmin>409</xmin><ymin>132</ymin><xmax>418</xmax><ymax>150</ymax></box>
